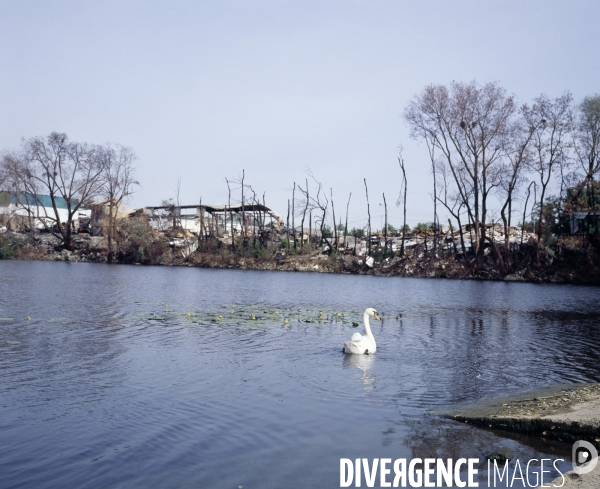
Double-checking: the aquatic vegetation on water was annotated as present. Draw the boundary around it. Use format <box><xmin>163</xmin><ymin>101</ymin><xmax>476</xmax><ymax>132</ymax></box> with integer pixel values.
<box><xmin>132</xmin><ymin>304</ymin><xmax>386</xmax><ymax>330</ymax></box>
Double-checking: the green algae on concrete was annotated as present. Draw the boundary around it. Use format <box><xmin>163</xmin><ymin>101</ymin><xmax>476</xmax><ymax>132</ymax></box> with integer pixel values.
<box><xmin>434</xmin><ymin>383</ymin><xmax>600</xmax><ymax>447</ymax></box>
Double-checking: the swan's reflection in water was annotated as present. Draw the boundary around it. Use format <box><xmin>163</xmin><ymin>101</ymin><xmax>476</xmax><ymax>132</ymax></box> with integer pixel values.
<box><xmin>343</xmin><ymin>354</ymin><xmax>376</xmax><ymax>391</ymax></box>
<box><xmin>4</xmin><ymin>262</ymin><xmax>600</xmax><ymax>489</ymax></box>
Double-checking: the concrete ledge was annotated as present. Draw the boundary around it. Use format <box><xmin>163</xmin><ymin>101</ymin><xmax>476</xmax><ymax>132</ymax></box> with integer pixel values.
<box><xmin>433</xmin><ymin>384</ymin><xmax>600</xmax><ymax>488</ymax></box>
<box><xmin>538</xmin><ymin>460</ymin><xmax>600</xmax><ymax>489</ymax></box>
<box><xmin>436</xmin><ymin>383</ymin><xmax>600</xmax><ymax>446</ymax></box>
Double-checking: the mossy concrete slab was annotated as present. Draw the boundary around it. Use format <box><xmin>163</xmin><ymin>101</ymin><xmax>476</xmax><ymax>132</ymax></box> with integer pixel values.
<box><xmin>433</xmin><ymin>383</ymin><xmax>600</xmax><ymax>488</ymax></box>
<box><xmin>435</xmin><ymin>383</ymin><xmax>600</xmax><ymax>445</ymax></box>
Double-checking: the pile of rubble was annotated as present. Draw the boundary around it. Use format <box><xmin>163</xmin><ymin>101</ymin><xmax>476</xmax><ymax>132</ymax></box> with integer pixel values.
<box><xmin>329</xmin><ymin>224</ymin><xmax>538</xmax><ymax>260</ymax></box>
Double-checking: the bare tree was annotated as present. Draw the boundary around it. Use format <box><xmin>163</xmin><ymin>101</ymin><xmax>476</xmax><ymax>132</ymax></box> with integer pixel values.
<box><xmin>198</xmin><ymin>196</ymin><xmax>205</xmax><ymax>242</ymax></box>
<box><xmin>521</xmin><ymin>181</ymin><xmax>536</xmax><ymax>246</ymax></box>
<box><xmin>226</xmin><ymin>178</ymin><xmax>234</xmax><ymax>249</ymax></box>
<box><xmin>0</xmin><ymin>158</ymin><xmax>7</xmax><ymax>189</ymax></box>
<box><xmin>286</xmin><ymin>199</ymin><xmax>290</xmax><ymax>249</ymax></box>
<box><xmin>524</xmin><ymin>92</ymin><xmax>574</xmax><ymax>241</ymax></box>
<box><xmin>497</xmin><ymin>111</ymin><xmax>538</xmax><ymax>248</ymax></box>
<box><xmin>228</xmin><ymin>170</ymin><xmax>265</xmax><ymax>244</ymax></box>
<box><xmin>344</xmin><ymin>192</ymin><xmax>351</xmax><ymax>250</ymax></box>
<box><xmin>382</xmin><ymin>192</ymin><xmax>388</xmax><ymax>254</ymax></box>
<box><xmin>305</xmin><ymin>170</ymin><xmax>329</xmax><ymax>246</ymax></box>
<box><xmin>292</xmin><ymin>182</ymin><xmax>296</xmax><ymax>250</ymax></box>
<box><xmin>330</xmin><ymin>188</ymin><xmax>337</xmax><ymax>251</ymax></box>
<box><xmin>435</xmin><ymin>157</ymin><xmax>469</xmax><ymax>257</ymax></box>
<box><xmin>308</xmin><ymin>210</ymin><xmax>312</xmax><ymax>250</ymax></box>
<box><xmin>396</xmin><ymin>154</ymin><xmax>408</xmax><ymax>257</ymax></box>
<box><xmin>423</xmin><ymin>137</ymin><xmax>438</xmax><ymax>254</ymax></box>
<box><xmin>1</xmin><ymin>153</ymin><xmax>38</xmax><ymax>231</ymax></box>
<box><xmin>250</xmin><ymin>189</ymin><xmax>259</xmax><ymax>248</ymax></box>
<box><xmin>364</xmin><ymin>178</ymin><xmax>371</xmax><ymax>256</ymax></box>
<box><xmin>9</xmin><ymin>132</ymin><xmax>106</xmax><ymax>250</ymax></box>
<box><xmin>572</xmin><ymin>95</ymin><xmax>600</xmax><ymax>216</ymax></box>
<box><xmin>230</xmin><ymin>172</ymin><xmax>270</xmax><ymax>244</ymax></box>
<box><xmin>240</xmin><ymin>170</ymin><xmax>247</xmax><ymax>239</ymax></box>
<box><xmin>405</xmin><ymin>81</ymin><xmax>516</xmax><ymax>258</ymax></box>
<box><xmin>97</xmin><ymin>143</ymin><xmax>138</xmax><ymax>248</ymax></box>
<box><xmin>297</xmin><ymin>179</ymin><xmax>310</xmax><ymax>249</ymax></box>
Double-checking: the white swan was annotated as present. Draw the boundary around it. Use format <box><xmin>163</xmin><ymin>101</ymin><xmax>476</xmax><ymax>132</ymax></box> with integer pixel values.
<box><xmin>343</xmin><ymin>308</ymin><xmax>380</xmax><ymax>355</ymax></box>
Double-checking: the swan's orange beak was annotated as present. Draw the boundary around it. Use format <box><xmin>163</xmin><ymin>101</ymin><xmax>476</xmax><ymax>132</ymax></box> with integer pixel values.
<box><xmin>374</xmin><ymin>312</ymin><xmax>381</xmax><ymax>321</ymax></box>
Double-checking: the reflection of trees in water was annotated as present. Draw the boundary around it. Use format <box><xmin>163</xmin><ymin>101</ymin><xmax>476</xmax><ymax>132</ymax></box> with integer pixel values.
<box><xmin>405</xmin><ymin>416</ymin><xmax>501</xmax><ymax>461</ymax></box>
<box><xmin>401</xmin><ymin>416</ymin><xmax>570</xmax><ymax>485</ymax></box>
<box><xmin>404</xmin><ymin>307</ymin><xmax>600</xmax><ymax>410</ymax></box>
<box><xmin>1</xmin><ymin>317</ymin><xmax>127</xmax><ymax>414</ymax></box>
<box><xmin>343</xmin><ymin>354</ymin><xmax>376</xmax><ymax>391</ymax></box>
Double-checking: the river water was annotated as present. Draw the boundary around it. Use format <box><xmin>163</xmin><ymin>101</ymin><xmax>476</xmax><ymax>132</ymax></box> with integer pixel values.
<box><xmin>1</xmin><ymin>260</ymin><xmax>600</xmax><ymax>488</ymax></box>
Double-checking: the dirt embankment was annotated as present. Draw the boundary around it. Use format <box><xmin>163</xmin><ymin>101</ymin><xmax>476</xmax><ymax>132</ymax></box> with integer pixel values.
<box><xmin>2</xmin><ymin>231</ymin><xmax>600</xmax><ymax>285</ymax></box>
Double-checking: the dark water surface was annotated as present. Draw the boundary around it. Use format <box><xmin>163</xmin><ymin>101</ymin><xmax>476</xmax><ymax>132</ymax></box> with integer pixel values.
<box><xmin>1</xmin><ymin>260</ymin><xmax>600</xmax><ymax>488</ymax></box>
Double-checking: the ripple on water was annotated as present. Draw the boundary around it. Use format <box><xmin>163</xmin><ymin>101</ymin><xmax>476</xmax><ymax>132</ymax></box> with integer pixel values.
<box><xmin>0</xmin><ymin>262</ymin><xmax>599</xmax><ymax>488</ymax></box>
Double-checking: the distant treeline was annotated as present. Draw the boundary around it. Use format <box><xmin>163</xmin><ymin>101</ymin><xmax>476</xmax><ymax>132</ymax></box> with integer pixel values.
<box><xmin>1</xmin><ymin>81</ymin><xmax>599</xmax><ymax>267</ymax></box>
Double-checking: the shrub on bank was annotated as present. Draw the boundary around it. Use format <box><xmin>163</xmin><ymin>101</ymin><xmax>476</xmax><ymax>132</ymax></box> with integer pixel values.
<box><xmin>0</xmin><ymin>234</ymin><xmax>25</xmax><ymax>259</ymax></box>
<box><xmin>117</xmin><ymin>220</ymin><xmax>170</xmax><ymax>264</ymax></box>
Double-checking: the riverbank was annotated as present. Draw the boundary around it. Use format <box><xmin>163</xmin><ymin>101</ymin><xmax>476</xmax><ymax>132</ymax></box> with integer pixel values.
<box><xmin>2</xmin><ymin>230</ymin><xmax>600</xmax><ymax>285</ymax></box>
<box><xmin>541</xmin><ymin>461</ymin><xmax>600</xmax><ymax>489</ymax></box>
<box><xmin>437</xmin><ymin>383</ymin><xmax>600</xmax><ymax>445</ymax></box>
<box><xmin>436</xmin><ymin>383</ymin><xmax>600</xmax><ymax>488</ymax></box>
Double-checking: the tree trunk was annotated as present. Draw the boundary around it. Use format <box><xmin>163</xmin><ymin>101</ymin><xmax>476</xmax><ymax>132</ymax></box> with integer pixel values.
<box><xmin>241</xmin><ymin>169</ymin><xmax>246</xmax><ymax>243</ymax></box>
<box><xmin>467</xmin><ymin>213</ymin><xmax>474</xmax><ymax>253</ymax></box>
<box><xmin>330</xmin><ymin>188</ymin><xmax>337</xmax><ymax>252</ymax></box>
<box><xmin>286</xmin><ymin>199</ymin><xmax>290</xmax><ymax>249</ymax></box>
<box><xmin>226</xmin><ymin>179</ymin><xmax>234</xmax><ymax>250</ymax></box>
<box><xmin>521</xmin><ymin>182</ymin><xmax>534</xmax><ymax>247</ymax></box>
<box><xmin>200</xmin><ymin>201</ymin><xmax>205</xmax><ymax>242</ymax></box>
<box><xmin>399</xmin><ymin>157</ymin><xmax>407</xmax><ymax>257</ymax></box>
<box><xmin>108</xmin><ymin>199</ymin><xmax>114</xmax><ymax>249</ymax></box>
<box><xmin>448</xmin><ymin>218</ymin><xmax>457</xmax><ymax>255</ymax></box>
<box><xmin>344</xmin><ymin>193</ymin><xmax>351</xmax><ymax>252</ymax></box>
<box><xmin>364</xmin><ymin>178</ymin><xmax>371</xmax><ymax>256</ymax></box>
<box><xmin>309</xmin><ymin>212</ymin><xmax>312</xmax><ymax>250</ymax></box>
<box><xmin>292</xmin><ymin>182</ymin><xmax>296</xmax><ymax>251</ymax></box>
<box><xmin>383</xmin><ymin>193</ymin><xmax>388</xmax><ymax>255</ymax></box>
<box><xmin>300</xmin><ymin>179</ymin><xmax>309</xmax><ymax>249</ymax></box>
<box><xmin>500</xmin><ymin>198</ymin><xmax>510</xmax><ymax>251</ymax></box>
<box><xmin>457</xmin><ymin>212</ymin><xmax>467</xmax><ymax>258</ymax></box>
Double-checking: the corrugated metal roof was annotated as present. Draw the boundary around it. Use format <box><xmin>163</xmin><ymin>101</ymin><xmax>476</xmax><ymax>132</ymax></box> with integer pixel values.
<box><xmin>145</xmin><ymin>203</ymin><xmax>273</xmax><ymax>213</ymax></box>
<box><xmin>0</xmin><ymin>191</ymin><xmax>80</xmax><ymax>210</ymax></box>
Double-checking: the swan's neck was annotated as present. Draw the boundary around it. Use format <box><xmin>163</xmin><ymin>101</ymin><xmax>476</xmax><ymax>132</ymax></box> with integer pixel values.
<box><xmin>363</xmin><ymin>312</ymin><xmax>374</xmax><ymax>340</ymax></box>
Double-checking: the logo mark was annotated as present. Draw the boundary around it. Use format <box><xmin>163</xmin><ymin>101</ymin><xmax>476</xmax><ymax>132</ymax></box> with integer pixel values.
<box><xmin>572</xmin><ymin>440</ymin><xmax>598</xmax><ymax>474</ymax></box>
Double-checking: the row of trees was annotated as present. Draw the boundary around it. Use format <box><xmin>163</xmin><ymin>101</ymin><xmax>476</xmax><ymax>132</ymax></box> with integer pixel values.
<box><xmin>2</xmin><ymin>82</ymin><xmax>597</xmax><ymax>263</ymax></box>
<box><xmin>0</xmin><ymin>132</ymin><xmax>138</xmax><ymax>250</ymax></box>
<box><xmin>405</xmin><ymin>81</ymin><xmax>600</xmax><ymax>258</ymax></box>
<box><xmin>277</xmin><ymin>83</ymin><xmax>599</xmax><ymax>262</ymax></box>
<box><xmin>283</xmin><ymin>171</ymin><xmax>389</xmax><ymax>256</ymax></box>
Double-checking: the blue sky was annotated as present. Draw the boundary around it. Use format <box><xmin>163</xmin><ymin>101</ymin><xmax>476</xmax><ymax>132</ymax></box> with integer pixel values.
<box><xmin>1</xmin><ymin>1</ymin><xmax>598</xmax><ymax>228</ymax></box>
